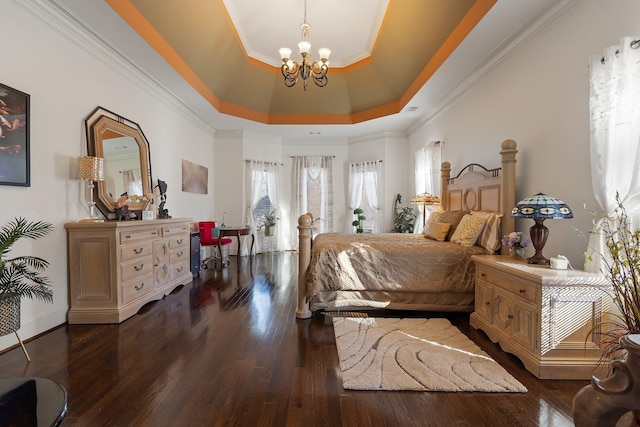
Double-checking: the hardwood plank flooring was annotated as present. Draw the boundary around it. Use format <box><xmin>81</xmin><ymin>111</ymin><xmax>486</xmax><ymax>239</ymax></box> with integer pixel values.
<box><xmin>0</xmin><ymin>252</ymin><xmax>625</xmax><ymax>426</ymax></box>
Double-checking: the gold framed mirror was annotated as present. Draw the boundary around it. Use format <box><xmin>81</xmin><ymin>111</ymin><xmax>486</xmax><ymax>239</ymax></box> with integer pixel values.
<box><xmin>85</xmin><ymin>107</ymin><xmax>152</xmax><ymax>218</ymax></box>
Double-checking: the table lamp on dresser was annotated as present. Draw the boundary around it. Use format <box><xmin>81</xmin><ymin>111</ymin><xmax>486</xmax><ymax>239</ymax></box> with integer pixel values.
<box><xmin>77</xmin><ymin>156</ymin><xmax>105</xmax><ymax>222</ymax></box>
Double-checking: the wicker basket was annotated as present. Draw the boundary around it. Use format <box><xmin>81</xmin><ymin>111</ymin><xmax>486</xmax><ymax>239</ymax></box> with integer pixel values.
<box><xmin>0</xmin><ymin>298</ymin><xmax>21</xmax><ymax>336</ymax></box>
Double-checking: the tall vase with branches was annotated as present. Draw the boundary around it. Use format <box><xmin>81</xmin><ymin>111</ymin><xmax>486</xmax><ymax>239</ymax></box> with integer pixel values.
<box><xmin>585</xmin><ymin>193</ymin><xmax>640</xmax><ymax>364</ymax></box>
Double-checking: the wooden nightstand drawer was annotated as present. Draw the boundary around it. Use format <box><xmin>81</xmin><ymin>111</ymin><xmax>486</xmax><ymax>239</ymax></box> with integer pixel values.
<box><xmin>163</xmin><ymin>224</ymin><xmax>189</xmax><ymax>237</ymax></box>
<box><xmin>120</xmin><ymin>227</ymin><xmax>161</xmax><ymax>244</ymax></box>
<box><xmin>477</xmin><ymin>265</ymin><xmax>537</xmax><ymax>303</ymax></box>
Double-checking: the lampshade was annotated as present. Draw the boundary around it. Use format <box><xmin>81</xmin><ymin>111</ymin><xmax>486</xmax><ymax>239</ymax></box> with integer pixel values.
<box><xmin>511</xmin><ymin>192</ymin><xmax>572</xmax><ymax>265</ymax></box>
<box><xmin>511</xmin><ymin>193</ymin><xmax>573</xmax><ymax>219</ymax></box>
<box><xmin>77</xmin><ymin>156</ymin><xmax>105</xmax><ymax>182</ymax></box>
<box><xmin>411</xmin><ymin>193</ymin><xmax>440</xmax><ymax>206</ymax></box>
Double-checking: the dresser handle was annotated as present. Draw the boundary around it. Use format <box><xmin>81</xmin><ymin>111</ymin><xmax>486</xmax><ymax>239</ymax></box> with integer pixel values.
<box><xmin>124</xmin><ymin>235</ymin><xmax>132</xmax><ymax>239</ymax></box>
<box><xmin>134</xmin><ymin>248</ymin><xmax>143</xmax><ymax>254</ymax></box>
<box><xmin>134</xmin><ymin>264</ymin><xmax>144</xmax><ymax>271</ymax></box>
<box><xmin>485</xmin><ymin>302</ymin><xmax>490</xmax><ymax>306</ymax></box>
<box><xmin>135</xmin><ymin>283</ymin><xmax>144</xmax><ymax>291</ymax></box>
<box><xmin>177</xmin><ymin>251</ymin><xmax>183</xmax><ymax>257</ymax></box>
<box><xmin>519</xmin><ymin>289</ymin><xmax>525</xmax><ymax>294</ymax></box>
<box><xmin>480</xmin><ymin>273</ymin><xmax>486</xmax><ymax>277</ymax></box>
<box><xmin>177</xmin><ymin>238</ymin><xmax>183</xmax><ymax>244</ymax></box>
<box><xmin>177</xmin><ymin>266</ymin><xmax>183</xmax><ymax>272</ymax></box>
<box><xmin>507</xmin><ymin>314</ymin><xmax>514</xmax><ymax>319</ymax></box>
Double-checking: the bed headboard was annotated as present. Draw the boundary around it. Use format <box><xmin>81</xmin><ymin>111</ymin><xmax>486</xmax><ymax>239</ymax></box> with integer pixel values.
<box><xmin>441</xmin><ymin>139</ymin><xmax>517</xmax><ymax>254</ymax></box>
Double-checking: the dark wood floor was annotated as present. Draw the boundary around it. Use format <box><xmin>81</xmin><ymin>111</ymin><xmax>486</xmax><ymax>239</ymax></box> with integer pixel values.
<box><xmin>0</xmin><ymin>252</ymin><xmax>627</xmax><ymax>426</ymax></box>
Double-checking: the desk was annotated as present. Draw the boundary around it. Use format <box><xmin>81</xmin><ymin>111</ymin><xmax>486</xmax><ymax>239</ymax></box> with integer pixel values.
<box><xmin>218</xmin><ymin>226</ymin><xmax>254</xmax><ymax>259</ymax></box>
<box><xmin>0</xmin><ymin>377</ymin><xmax>68</xmax><ymax>426</ymax></box>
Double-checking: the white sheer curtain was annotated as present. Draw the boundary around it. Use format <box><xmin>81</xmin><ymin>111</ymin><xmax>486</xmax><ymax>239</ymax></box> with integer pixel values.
<box><xmin>291</xmin><ymin>156</ymin><xmax>334</xmax><ymax>246</ymax></box>
<box><xmin>586</xmin><ymin>36</ymin><xmax>640</xmax><ymax>271</ymax></box>
<box><xmin>122</xmin><ymin>169</ymin><xmax>142</xmax><ymax>196</ymax></box>
<box><xmin>414</xmin><ymin>141</ymin><xmax>442</xmax><ymax>233</ymax></box>
<box><xmin>347</xmin><ymin>161</ymin><xmax>382</xmax><ymax>233</ymax></box>
<box><xmin>244</xmin><ymin>160</ymin><xmax>282</xmax><ymax>254</ymax></box>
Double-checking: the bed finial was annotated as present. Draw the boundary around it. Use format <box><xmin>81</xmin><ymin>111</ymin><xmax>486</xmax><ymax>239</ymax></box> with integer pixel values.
<box><xmin>297</xmin><ymin>213</ymin><xmax>313</xmax><ymax>319</ymax></box>
<box><xmin>500</xmin><ymin>139</ymin><xmax>518</xmax><ymax>254</ymax></box>
<box><xmin>441</xmin><ymin>161</ymin><xmax>451</xmax><ymax>211</ymax></box>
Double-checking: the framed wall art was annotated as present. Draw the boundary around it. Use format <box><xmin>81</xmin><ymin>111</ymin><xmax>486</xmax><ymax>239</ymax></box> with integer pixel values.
<box><xmin>181</xmin><ymin>159</ymin><xmax>208</xmax><ymax>194</ymax></box>
<box><xmin>0</xmin><ymin>82</ymin><xmax>30</xmax><ymax>187</ymax></box>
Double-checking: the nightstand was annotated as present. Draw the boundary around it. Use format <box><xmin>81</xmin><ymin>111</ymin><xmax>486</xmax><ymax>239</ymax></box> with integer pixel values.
<box><xmin>470</xmin><ymin>255</ymin><xmax>610</xmax><ymax>379</ymax></box>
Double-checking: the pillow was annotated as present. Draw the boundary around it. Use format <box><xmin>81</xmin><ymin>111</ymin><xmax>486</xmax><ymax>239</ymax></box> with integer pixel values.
<box><xmin>470</xmin><ymin>211</ymin><xmax>503</xmax><ymax>253</ymax></box>
<box><xmin>423</xmin><ymin>222</ymin><xmax>451</xmax><ymax>242</ymax></box>
<box><xmin>425</xmin><ymin>210</ymin><xmax>469</xmax><ymax>241</ymax></box>
<box><xmin>450</xmin><ymin>214</ymin><xmax>487</xmax><ymax>247</ymax></box>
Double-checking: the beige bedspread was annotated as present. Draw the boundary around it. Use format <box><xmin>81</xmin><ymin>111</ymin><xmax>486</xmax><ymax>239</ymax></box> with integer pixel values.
<box><xmin>306</xmin><ymin>233</ymin><xmax>486</xmax><ymax>310</ymax></box>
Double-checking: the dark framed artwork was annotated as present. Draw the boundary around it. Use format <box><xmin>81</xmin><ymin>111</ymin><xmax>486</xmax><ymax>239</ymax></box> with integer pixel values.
<box><xmin>0</xmin><ymin>82</ymin><xmax>30</xmax><ymax>186</ymax></box>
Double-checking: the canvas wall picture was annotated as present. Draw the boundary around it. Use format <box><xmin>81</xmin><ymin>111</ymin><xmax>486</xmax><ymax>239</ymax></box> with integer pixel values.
<box><xmin>0</xmin><ymin>83</ymin><xmax>30</xmax><ymax>186</ymax></box>
<box><xmin>182</xmin><ymin>159</ymin><xmax>208</xmax><ymax>194</ymax></box>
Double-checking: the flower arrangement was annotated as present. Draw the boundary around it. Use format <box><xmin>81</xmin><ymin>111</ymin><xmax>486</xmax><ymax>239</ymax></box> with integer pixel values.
<box><xmin>501</xmin><ymin>231</ymin><xmax>530</xmax><ymax>249</ymax></box>
<box><xmin>584</xmin><ymin>193</ymin><xmax>640</xmax><ymax>364</ymax></box>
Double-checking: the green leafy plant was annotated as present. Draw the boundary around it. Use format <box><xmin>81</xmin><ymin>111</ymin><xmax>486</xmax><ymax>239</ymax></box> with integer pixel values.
<box><xmin>352</xmin><ymin>208</ymin><xmax>366</xmax><ymax>233</ymax></box>
<box><xmin>392</xmin><ymin>194</ymin><xmax>416</xmax><ymax>233</ymax></box>
<box><xmin>585</xmin><ymin>193</ymin><xmax>640</xmax><ymax>364</ymax></box>
<box><xmin>0</xmin><ymin>218</ymin><xmax>53</xmax><ymax>303</ymax></box>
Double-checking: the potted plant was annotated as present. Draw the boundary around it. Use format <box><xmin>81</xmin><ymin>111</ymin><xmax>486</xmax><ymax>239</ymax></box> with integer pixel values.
<box><xmin>352</xmin><ymin>208</ymin><xmax>366</xmax><ymax>234</ymax></box>
<box><xmin>585</xmin><ymin>194</ymin><xmax>640</xmax><ymax>365</ymax></box>
<box><xmin>261</xmin><ymin>209</ymin><xmax>279</xmax><ymax>237</ymax></box>
<box><xmin>392</xmin><ymin>195</ymin><xmax>416</xmax><ymax>233</ymax></box>
<box><xmin>1</xmin><ymin>218</ymin><xmax>53</xmax><ymax>344</ymax></box>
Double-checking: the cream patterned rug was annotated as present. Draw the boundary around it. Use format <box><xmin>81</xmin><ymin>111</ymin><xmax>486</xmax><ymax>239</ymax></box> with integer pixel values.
<box><xmin>333</xmin><ymin>317</ymin><xmax>527</xmax><ymax>393</ymax></box>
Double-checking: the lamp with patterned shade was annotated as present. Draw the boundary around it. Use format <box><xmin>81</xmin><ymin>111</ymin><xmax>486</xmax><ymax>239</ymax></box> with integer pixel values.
<box><xmin>77</xmin><ymin>156</ymin><xmax>105</xmax><ymax>222</ymax></box>
<box><xmin>411</xmin><ymin>193</ymin><xmax>441</xmax><ymax>227</ymax></box>
<box><xmin>511</xmin><ymin>192</ymin><xmax>573</xmax><ymax>265</ymax></box>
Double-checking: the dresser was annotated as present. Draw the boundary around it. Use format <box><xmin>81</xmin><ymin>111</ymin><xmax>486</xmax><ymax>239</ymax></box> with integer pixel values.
<box><xmin>470</xmin><ymin>255</ymin><xmax>610</xmax><ymax>379</ymax></box>
<box><xmin>65</xmin><ymin>218</ymin><xmax>193</xmax><ymax>324</ymax></box>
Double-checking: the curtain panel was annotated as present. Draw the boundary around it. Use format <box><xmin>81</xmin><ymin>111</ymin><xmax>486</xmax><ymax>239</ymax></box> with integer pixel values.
<box><xmin>586</xmin><ymin>36</ymin><xmax>640</xmax><ymax>271</ymax></box>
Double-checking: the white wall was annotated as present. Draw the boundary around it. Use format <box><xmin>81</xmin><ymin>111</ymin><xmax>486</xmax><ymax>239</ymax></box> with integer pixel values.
<box><xmin>0</xmin><ymin>2</ymin><xmax>215</xmax><ymax>351</ymax></box>
<box><xmin>409</xmin><ymin>0</ymin><xmax>640</xmax><ymax>268</ymax></box>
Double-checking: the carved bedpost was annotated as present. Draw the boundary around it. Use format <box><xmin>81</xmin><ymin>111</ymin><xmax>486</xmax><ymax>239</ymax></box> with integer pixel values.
<box><xmin>441</xmin><ymin>161</ymin><xmax>451</xmax><ymax>211</ymax></box>
<box><xmin>296</xmin><ymin>214</ymin><xmax>313</xmax><ymax>319</ymax></box>
<box><xmin>500</xmin><ymin>139</ymin><xmax>518</xmax><ymax>255</ymax></box>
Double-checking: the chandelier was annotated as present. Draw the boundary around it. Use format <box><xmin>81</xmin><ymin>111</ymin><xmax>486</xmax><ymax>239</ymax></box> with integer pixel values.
<box><xmin>278</xmin><ymin>0</ymin><xmax>331</xmax><ymax>91</ymax></box>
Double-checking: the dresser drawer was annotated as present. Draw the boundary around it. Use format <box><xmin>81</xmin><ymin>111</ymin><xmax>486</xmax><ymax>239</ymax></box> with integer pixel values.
<box><xmin>170</xmin><ymin>259</ymin><xmax>190</xmax><ymax>281</ymax></box>
<box><xmin>163</xmin><ymin>223</ymin><xmax>189</xmax><ymax>237</ymax></box>
<box><xmin>170</xmin><ymin>246</ymin><xmax>188</xmax><ymax>264</ymax></box>
<box><xmin>122</xmin><ymin>273</ymin><xmax>153</xmax><ymax>304</ymax></box>
<box><xmin>477</xmin><ymin>265</ymin><xmax>537</xmax><ymax>303</ymax></box>
<box><xmin>120</xmin><ymin>241</ymin><xmax>153</xmax><ymax>263</ymax></box>
<box><xmin>121</xmin><ymin>256</ymin><xmax>153</xmax><ymax>282</ymax></box>
<box><xmin>168</xmin><ymin>234</ymin><xmax>188</xmax><ymax>249</ymax></box>
<box><xmin>120</xmin><ymin>227</ymin><xmax>161</xmax><ymax>244</ymax></box>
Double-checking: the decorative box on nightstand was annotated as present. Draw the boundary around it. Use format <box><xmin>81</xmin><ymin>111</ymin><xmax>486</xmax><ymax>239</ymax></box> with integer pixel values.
<box><xmin>470</xmin><ymin>255</ymin><xmax>611</xmax><ymax>380</ymax></box>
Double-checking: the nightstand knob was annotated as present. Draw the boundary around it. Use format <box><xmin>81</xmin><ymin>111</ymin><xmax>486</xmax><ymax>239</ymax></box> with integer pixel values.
<box><xmin>519</xmin><ymin>289</ymin><xmax>526</xmax><ymax>294</ymax></box>
<box><xmin>485</xmin><ymin>302</ymin><xmax>490</xmax><ymax>306</ymax></box>
<box><xmin>481</xmin><ymin>273</ymin><xmax>486</xmax><ymax>278</ymax></box>
<box><xmin>508</xmin><ymin>314</ymin><xmax>514</xmax><ymax>319</ymax></box>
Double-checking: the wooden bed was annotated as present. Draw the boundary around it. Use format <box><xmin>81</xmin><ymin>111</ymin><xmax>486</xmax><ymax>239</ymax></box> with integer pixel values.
<box><xmin>296</xmin><ymin>139</ymin><xmax>518</xmax><ymax>319</ymax></box>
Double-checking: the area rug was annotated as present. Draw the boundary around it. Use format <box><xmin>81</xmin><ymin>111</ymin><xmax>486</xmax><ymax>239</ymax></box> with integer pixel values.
<box><xmin>333</xmin><ymin>317</ymin><xmax>527</xmax><ymax>393</ymax></box>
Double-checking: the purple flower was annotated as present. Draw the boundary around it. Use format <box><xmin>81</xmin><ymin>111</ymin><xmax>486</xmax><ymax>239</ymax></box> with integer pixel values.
<box><xmin>501</xmin><ymin>232</ymin><xmax>529</xmax><ymax>248</ymax></box>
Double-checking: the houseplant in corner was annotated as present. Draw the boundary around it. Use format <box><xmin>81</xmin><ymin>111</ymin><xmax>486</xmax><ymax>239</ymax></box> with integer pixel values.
<box><xmin>0</xmin><ymin>217</ymin><xmax>53</xmax><ymax>360</ymax></box>
<box><xmin>261</xmin><ymin>209</ymin><xmax>279</xmax><ymax>237</ymax></box>
<box><xmin>352</xmin><ymin>208</ymin><xmax>366</xmax><ymax>233</ymax></box>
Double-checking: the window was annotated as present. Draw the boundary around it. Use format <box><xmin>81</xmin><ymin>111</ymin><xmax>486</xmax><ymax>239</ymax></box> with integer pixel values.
<box><xmin>414</xmin><ymin>141</ymin><xmax>442</xmax><ymax>233</ymax></box>
<box><xmin>292</xmin><ymin>156</ymin><xmax>334</xmax><ymax>237</ymax></box>
<box><xmin>348</xmin><ymin>161</ymin><xmax>381</xmax><ymax>233</ymax></box>
<box><xmin>245</xmin><ymin>160</ymin><xmax>281</xmax><ymax>253</ymax></box>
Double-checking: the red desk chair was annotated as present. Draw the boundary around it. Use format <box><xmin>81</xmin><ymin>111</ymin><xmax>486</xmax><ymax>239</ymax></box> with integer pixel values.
<box><xmin>198</xmin><ymin>221</ymin><xmax>232</xmax><ymax>269</ymax></box>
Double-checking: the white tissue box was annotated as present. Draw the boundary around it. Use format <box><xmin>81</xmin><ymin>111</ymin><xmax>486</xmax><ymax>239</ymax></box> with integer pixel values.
<box><xmin>142</xmin><ymin>210</ymin><xmax>155</xmax><ymax>221</ymax></box>
<box><xmin>550</xmin><ymin>257</ymin><xmax>568</xmax><ymax>270</ymax></box>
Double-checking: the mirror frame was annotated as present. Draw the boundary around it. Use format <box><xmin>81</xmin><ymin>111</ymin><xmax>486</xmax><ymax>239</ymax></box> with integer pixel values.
<box><xmin>85</xmin><ymin>106</ymin><xmax>152</xmax><ymax>218</ymax></box>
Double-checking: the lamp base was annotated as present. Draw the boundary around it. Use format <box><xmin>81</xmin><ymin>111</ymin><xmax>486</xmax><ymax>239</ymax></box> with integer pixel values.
<box><xmin>528</xmin><ymin>218</ymin><xmax>549</xmax><ymax>265</ymax></box>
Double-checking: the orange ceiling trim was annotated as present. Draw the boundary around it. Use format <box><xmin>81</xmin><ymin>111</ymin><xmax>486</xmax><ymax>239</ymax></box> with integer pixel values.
<box><xmin>106</xmin><ymin>0</ymin><xmax>225</xmax><ymax>111</ymax></box>
<box><xmin>399</xmin><ymin>0</ymin><xmax>497</xmax><ymax>109</ymax></box>
<box><xmin>218</xmin><ymin>101</ymin><xmax>270</xmax><ymax>124</ymax></box>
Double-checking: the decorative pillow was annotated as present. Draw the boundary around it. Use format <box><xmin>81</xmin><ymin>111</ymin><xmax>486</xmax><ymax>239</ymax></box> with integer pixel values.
<box><xmin>470</xmin><ymin>211</ymin><xmax>503</xmax><ymax>253</ymax></box>
<box><xmin>425</xmin><ymin>210</ymin><xmax>469</xmax><ymax>241</ymax></box>
<box><xmin>423</xmin><ymin>222</ymin><xmax>451</xmax><ymax>242</ymax></box>
<box><xmin>450</xmin><ymin>214</ymin><xmax>487</xmax><ymax>247</ymax></box>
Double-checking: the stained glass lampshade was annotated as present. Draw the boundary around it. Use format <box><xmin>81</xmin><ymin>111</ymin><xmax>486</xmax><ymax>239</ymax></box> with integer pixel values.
<box><xmin>511</xmin><ymin>192</ymin><xmax>573</xmax><ymax>264</ymax></box>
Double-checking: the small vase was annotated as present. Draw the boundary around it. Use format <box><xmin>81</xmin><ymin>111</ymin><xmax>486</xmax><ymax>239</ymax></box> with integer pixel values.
<box><xmin>510</xmin><ymin>246</ymin><xmax>525</xmax><ymax>260</ymax></box>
